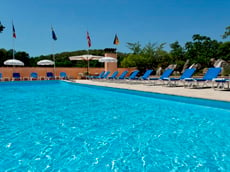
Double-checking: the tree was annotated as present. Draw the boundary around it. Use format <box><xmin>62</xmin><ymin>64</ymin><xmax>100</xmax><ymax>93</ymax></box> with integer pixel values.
<box><xmin>126</xmin><ymin>42</ymin><xmax>142</xmax><ymax>54</ymax></box>
<box><xmin>121</xmin><ymin>42</ymin><xmax>170</xmax><ymax>73</ymax></box>
<box><xmin>169</xmin><ymin>41</ymin><xmax>186</xmax><ymax>71</ymax></box>
<box><xmin>185</xmin><ymin>34</ymin><xmax>220</xmax><ymax>68</ymax></box>
<box><xmin>0</xmin><ymin>22</ymin><xmax>5</xmax><ymax>33</ymax></box>
<box><xmin>217</xmin><ymin>42</ymin><xmax>230</xmax><ymax>61</ymax></box>
<box><xmin>222</xmin><ymin>26</ymin><xmax>230</xmax><ymax>39</ymax></box>
<box><xmin>15</xmin><ymin>51</ymin><xmax>30</xmax><ymax>66</ymax></box>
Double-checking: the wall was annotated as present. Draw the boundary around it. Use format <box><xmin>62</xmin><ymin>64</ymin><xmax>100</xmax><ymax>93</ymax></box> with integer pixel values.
<box><xmin>0</xmin><ymin>67</ymin><xmax>137</xmax><ymax>80</ymax></box>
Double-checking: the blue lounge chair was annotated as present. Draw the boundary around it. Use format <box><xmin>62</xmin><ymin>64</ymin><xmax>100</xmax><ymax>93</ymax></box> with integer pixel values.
<box><xmin>46</xmin><ymin>72</ymin><xmax>55</xmax><ymax>80</ymax></box>
<box><xmin>113</xmin><ymin>70</ymin><xmax>139</xmax><ymax>83</ymax></box>
<box><xmin>0</xmin><ymin>73</ymin><xmax>9</xmax><ymax>81</ymax></box>
<box><xmin>124</xmin><ymin>69</ymin><xmax>153</xmax><ymax>84</ymax></box>
<box><xmin>116</xmin><ymin>71</ymin><xmax>128</xmax><ymax>79</ymax></box>
<box><xmin>108</xmin><ymin>71</ymin><xmax>119</xmax><ymax>79</ymax></box>
<box><xmin>162</xmin><ymin>68</ymin><xmax>196</xmax><ymax>86</ymax></box>
<box><xmin>126</xmin><ymin>70</ymin><xmax>139</xmax><ymax>80</ymax></box>
<box><xmin>101</xmin><ymin>71</ymin><xmax>111</xmax><ymax>79</ymax></box>
<box><xmin>60</xmin><ymin>72</ymin><xmax>68</xmax><ymax>80</ymax></box>
<box><xmin>30</xmin><ymin>72</ymin><xmax>38</xmax><ymax>80</ymax></box>
<box><xmin>149</xmin><ymin>68</ymin><xmax>174</xmax><ymax>85</ymax></box>
<box><xmin>184</xmin><ymin>67</ymin><xmax>221</xmax><ymax>88</ymax></box>
<box><xmin>12</xmin><ymin>72</ymin><xmax>21</xmax><ymax>81</ymax></box>
<box><xmin>89</xmin><ymin>71</ymin><xmax>105</xmax><ymax>79</ymax></box>
<box><xmin>213</xmin><ymin>78</ymin><xmax>230</xmax><ymax>90</ymax></box>
<box><xmin>138</xmin><ymin>69</ymin><xmax>153</xmax><ymax>80</ymax></box>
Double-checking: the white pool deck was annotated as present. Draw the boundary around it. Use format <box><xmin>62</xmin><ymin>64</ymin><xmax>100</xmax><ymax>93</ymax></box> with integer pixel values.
<box><xmin>72</xmin><ymin>79</ymin><xmax>230</xmax><ymax>102</ymax></box>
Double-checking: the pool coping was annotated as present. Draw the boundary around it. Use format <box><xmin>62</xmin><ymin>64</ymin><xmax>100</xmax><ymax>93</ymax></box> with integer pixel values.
<box><xmin>69</xmin><ymin>80</ymin><xmax>230</xmax><ymax>103</ymax></box>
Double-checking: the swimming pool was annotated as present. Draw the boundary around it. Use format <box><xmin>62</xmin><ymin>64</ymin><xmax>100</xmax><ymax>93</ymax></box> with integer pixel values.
<box><xmin>0</xmin><ymin>81</ymin><xmax>229</xmax><ymax>171</ymax></box>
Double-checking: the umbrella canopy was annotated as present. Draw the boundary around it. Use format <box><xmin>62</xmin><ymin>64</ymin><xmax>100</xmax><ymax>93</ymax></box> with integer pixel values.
<box><xmin>37</xmin><ymin>59</ymin><xmax>54</xmax><ymax>65</ymax></box>
<box><xmin>4</xmin><ymin>59</ymin><xmax>24</xmax><ymax>66</ymax></box>
<box><xmin>69</xmin><ymin>54</ymin><xmax>103</xmax><ymax>61</ymax></box>
<box><xmin>69</xmin><ymin>54</ymin><xmax>104</xmax><ymax>74</ymax></box>
<box><xmin>99</xmin><ymin>57</ymin><xmax>117</xmax><ymax>63</ymax></box>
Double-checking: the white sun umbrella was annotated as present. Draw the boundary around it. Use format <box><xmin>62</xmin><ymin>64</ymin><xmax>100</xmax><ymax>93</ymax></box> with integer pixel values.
<box><xmin>99</xmin><ymin>57</ymin><xmax>117</xmax><ymax>63</ymax></box>
<box><xmin>37</xmin><ymin>60</ymin><xmax>55</xmax><ymax>79</ymax></box>
<box><xmin>37</xmin><ymin>59</ymin><xmax>54</xmax><ymax>65</ymax></box>
<box><xmin>4</xmin><ymin>59</ymin><xmax>24</xmax><ymax>66</ymax></box>
<box><xmin>69</xmin><ymin>54</ymin><xmax>104</xmax><ymax>74</ymax></box>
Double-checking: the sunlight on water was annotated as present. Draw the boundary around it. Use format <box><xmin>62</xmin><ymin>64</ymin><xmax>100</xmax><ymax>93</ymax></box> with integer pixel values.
<box><xmin>0</xmin><ymin>81</ymin><xmax>229</xmax><ymax>171</ymax></box>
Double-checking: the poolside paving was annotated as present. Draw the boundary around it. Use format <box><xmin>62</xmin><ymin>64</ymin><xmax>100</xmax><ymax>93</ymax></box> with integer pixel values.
<box><xmin>72</xmin><ymin>80</ymin><xmax>230</xmax><ymax>102</ymax></box>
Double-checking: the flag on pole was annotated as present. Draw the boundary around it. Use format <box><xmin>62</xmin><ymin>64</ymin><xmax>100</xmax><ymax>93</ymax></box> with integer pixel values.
<box><xmin>51</xmin><ymin>27</ymin><xmax>57</xmax><ymax>40</ymax></box>
<box><xmin>12</xmin><ymin>24</ymin><xmax>16</xmax><ymax>38</ymax></box>
<box><xmin>113</xmin><ymin>34</ymin><xmax>119</xmax><ymax>45</ymax></box>
<box><xmin>86</xmin><ymin>31</ymin><xmax>91</xmax><ymax>48</ymax></box>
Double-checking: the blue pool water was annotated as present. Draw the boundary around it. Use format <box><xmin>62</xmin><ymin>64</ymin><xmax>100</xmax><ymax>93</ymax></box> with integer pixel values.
<box><xmin>0</xmin><ymin>81</ymin><xmax>229</xmax><ymax>171</ymax></box>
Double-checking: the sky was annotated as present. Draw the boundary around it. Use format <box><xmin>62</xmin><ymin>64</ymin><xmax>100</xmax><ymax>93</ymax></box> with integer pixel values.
<box><xmin>0</xmin><ymin>0</ymin><xmax>229</xmax><ymax>57</ymax></box>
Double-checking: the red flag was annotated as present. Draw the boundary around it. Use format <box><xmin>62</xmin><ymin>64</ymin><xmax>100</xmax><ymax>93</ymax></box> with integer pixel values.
<box><xmin>12</xmin><ymin>24</ymin><xmax>16</xmax><ymax>38</ymax></box>
<box><xmin>86</xmin><ymin>31</ymin><xmax>91</xmax><ymax>48</ymax></box>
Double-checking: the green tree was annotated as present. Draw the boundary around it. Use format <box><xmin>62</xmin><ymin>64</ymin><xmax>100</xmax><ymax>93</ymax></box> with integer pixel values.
<box><xmin>222</xmin><ymin>26</ymin><xmax>230</xmax><ymax>39</ymax></box>
<box><xmin>217</xmin><ymin>42</ymin><xmax>230</xmax><ymax>61</ymax></box>
<box><xmin>0</xmin><ymin>22</ymin><xmax>5</xmax><ymax>33</ymax></box>
<box><xmin>15</xmin><ymin>51</ymin><xmax>30</xmax><ymax>66</ymax></box>
<box><xmin>169</xmin><ymin>41</ymin><xmax>186</xmax><ymax>71</ymax></box>
<box><xmin>0</xmin><ymin>48</ymin><xmax>8</xmax><ymax>66</ymax></box>
<box><xmin>126</xmin><ymin>42</ymin><xmax>142</xmax><ymax>54</ymax></box>
<box><xmin>185</xmin><ymin>34</ymin><xmax>220</xmax><ymax>67</ymax></box>
<box><xmin>122</xmin><ymin>42</ymin><xmax>170</xmax><ymax>74</ymax></box>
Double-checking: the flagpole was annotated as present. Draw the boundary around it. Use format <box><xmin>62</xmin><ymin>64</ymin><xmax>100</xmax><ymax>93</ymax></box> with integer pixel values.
<box><xmin>12</xmin><ymin>36</ymin><xmax>15</xmax><ymax>74</ymax></box>
<box><xmin>12</xmin><ymin>22</ymin><xmax>16</xmax><ymax>72</ymax></box>
<box><xmin>51</xmin><ymin>26</ymin><xmax>57</xmax><ymax>77</ymax></box>
<box><xmin>87</xmin><ymin>49</ymin><xmax>89</xmax><ymax>75</ymax></box>
<box><xmin>52</xmin><ymin>42</ymin><xmax>56</xmax><ymax>77</ymax></box>
<box><xmin>86</xmin><ymin>31</ymin><xmax>91</xmax><ymax>75</ymax></box>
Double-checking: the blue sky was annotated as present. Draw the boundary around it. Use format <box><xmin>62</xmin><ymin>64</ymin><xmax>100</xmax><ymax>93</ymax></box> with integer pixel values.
<box><xmin>0</xmin><ymin>0</ymin><xmax>229</xmax><ymax>57</ymax></box>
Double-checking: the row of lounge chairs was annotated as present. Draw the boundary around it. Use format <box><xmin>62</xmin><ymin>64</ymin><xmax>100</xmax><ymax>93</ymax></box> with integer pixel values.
<box><xmin>0</xmin><ymin>72</ymin><xmax>68</xmax><ymax>81</ymax></box>
<box><xmin>90</xmin><ymin>67</ymin><xmax>227</xmax><ymax>89</ymax></box>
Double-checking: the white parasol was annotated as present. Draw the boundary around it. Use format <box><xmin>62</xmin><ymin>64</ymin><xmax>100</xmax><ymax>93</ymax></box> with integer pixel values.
<box><xmin>4</xmin><ymin>59</ymin><xmax>24</xmax><ymax>66</ymax></box>
<box><xmin>37</xmin><ymin>59</ymin><xmax>54</xmax><ymax>65</ymax></box>
<box><xmin>69</xmin><ymin>54</ymin><xmax>104</xmax><ymax>73</ymax></box>
<box><xmin>99</xmin><ymin>57</ymin><xmax>117</xmax><ymax>63</ymax></box>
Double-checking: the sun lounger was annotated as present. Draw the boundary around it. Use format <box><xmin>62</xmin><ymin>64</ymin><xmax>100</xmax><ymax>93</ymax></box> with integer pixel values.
<box><xmin>101</xmin><ymin>71</ymin><xmax>110</xmax><ymax>79</ymax></box>
<box><xmin>126</xmin><ymin>69</ymin><xmax>153</xmax><ymax>84</ymax></box>
<box><xmin>46</xmin><ymin>72</ymin><xmax>55</xmax><ymax>80</ymax></box>
<box><xmin>149</xmin><ymin>68</ymin><xmax>174</xmax><ymax>85</ymax></box>
<box><xmin>88</xmin><ymin>71</ymin><xmax>105</xmax><ymax>79</ymax></box>
<box><xmin>162</xmin><ymin>68</ymin><xmax>196</xmax><ymax>86</ymax></box>
<box><xmin>184</xmin><ymin>67</ymin><xmax>221</xmax><ymax>88</ymax></box>
<box><xmin>0</xmin><ymin>73</ymin><xmax>10</xmax><ymax>81</ymax></box>
<box><xmin>116</xmin><ymin>71</ymin><xmax>128</xmax><ymax>80</ymax></box>
<box><xmin>138</xmin><ymin>69</ymin><xmax>153</xmax><ymax>80</ymax></box>
<box><xmin>12</xmin><ymin>72</ymin><xmax>21</xmax><ymax>81</ymax></box>
<box><xmin>30</xmin><ymin>72</ymin><xmax>39</xmax><ymax>80</ymax></box>
<box><xmin>114</xmin><ymin>70</ymin><xmax>139</xmax><ymax>83</ymax></box>
<box><xmin>60</xmin><ymin>72</ymin><xmax>68</xmax><ymax>80</ymax></box>
<box><xmin>213</xmin><ymin>78</ymin><xmax>230</xmax><ymax>90</ymax></box>
<box><xmin>108</xmin><ymin>71</ymin><xmax>119</xmax><ymax>79</ymax></box>
<box><xmin>126</xmin><ymin>70</ymin><xmax>139</xmax><ymax>80</ymax></box>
